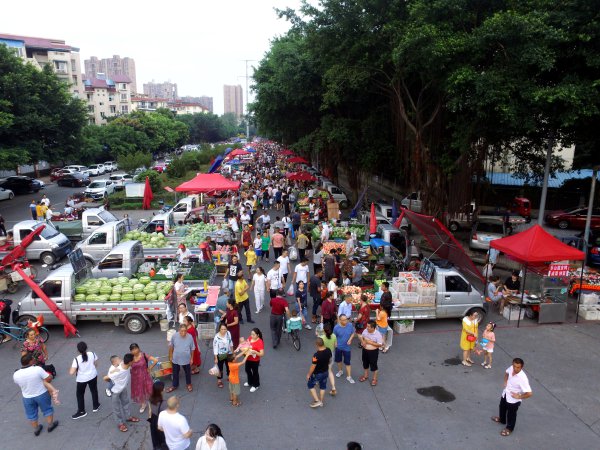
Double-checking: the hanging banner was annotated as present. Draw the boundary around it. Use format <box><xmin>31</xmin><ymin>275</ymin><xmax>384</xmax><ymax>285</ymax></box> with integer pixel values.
<box><xmin>548</xmin><ymin>263</ymin><xmax>569</xmax><ymax>277</ymax></box>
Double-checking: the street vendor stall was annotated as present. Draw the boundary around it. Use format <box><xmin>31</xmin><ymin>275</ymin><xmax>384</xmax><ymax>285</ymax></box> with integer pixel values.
<box><xmin>490</xmin><ymin>225</ymin><xmax>586</xmax><ymax>326</ymax></box>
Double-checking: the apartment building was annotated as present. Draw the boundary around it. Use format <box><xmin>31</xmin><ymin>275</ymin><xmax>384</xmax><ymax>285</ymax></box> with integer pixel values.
<box><xmin>84</xmin><ymin>55</ymin><xmax>138</xmax><ymax>94</ymax></box>
<box><xmin>0</xmin><ymin>32</ymin><xmax>84</xmax><ymax>97</ymax></box>
<box><xmin>223</xmin><ymin>84</ymin><xmax>243</xmax><ymax>118</ymax></box>
<box><xmin>131</xmin><ymin>97</ymin><xmax>208</xmax><ymax>115</ymax></box>
<box><xmin>83</xmin><ymin>74</ymin><xmax>132</xmax><ymax>124</ymax></box>
<box><xmin>143</xmin><ymin>81</ymin><xmax>178</xmax><ymax>101</ymax></box>
<box><xmin>180</xmin><ymin>95</ymin><xmax>213</xmax><ymax>113</ymax></box>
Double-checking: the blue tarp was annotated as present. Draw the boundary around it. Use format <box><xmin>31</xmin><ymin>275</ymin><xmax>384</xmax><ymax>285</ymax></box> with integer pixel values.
<box><xmin>246</xmin><ymin>147</ymin><xmax>256</xmax><ymax>152</ymax></box>
<box><xmin>484</xmin><ymin>169</ymin><xmax>598</xmax><ymax>188</ymax></box>
<box><xmin>208</xmin><ymin>155</ymin><xmax>224</xmax><ymax>173</ymax></box>
<box><xmin>370</xmin><ymin>238</ymin><xmax>391</xmax><ymax>248</ymax></box>
<box><xmin>224</xmin><ymin>148</ymin><xmax>233</xmax><ymax>155</ymax></box>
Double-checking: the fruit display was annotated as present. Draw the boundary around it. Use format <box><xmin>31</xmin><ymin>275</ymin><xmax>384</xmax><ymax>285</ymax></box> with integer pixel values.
<box><xmin>330</xmin><ymin>225</ymin><xmax>367</xmax><ymax>239</ymax></box>
<box><xmin>74</xmin><ymin>276</ymin><xmax>173</xmax><ymax>302</ymax></box>
<box><xmin>121</xmin><ymin>231</ymin><xmax>169</xmax><ymax>248</ymax></box>
<box><xmin>339</xmin><ymin>285</ymin><xmax>375</xmax><ymax>304</ymax></box>
<box><xmin>323</xmin><ymin>241</ymin><xmax>346</xmax><ymax>255</ymax></box>
<box><xmin>181</xmin><ymin>223</ymin><xmax>219</xmax><ymax>247</ymax></box>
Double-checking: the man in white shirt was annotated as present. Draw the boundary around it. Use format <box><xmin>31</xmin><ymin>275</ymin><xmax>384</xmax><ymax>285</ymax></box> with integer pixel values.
<box><xmin>345</xmin><ymin>231</ymin><xmax>355</xmax><ymax>257</ymax></box>
<box><xmin>240</xmin><ymin>211</ymin><xmax>251</xmax><ymax>227</ymax></box>
<box><xmin>492</xmin><ymin>358</ymin><xmax>533</xmax><ymax>436</ymax></box>
<box><xmin>103</xmin><ymin>353</ymin><xmax>137</xmax><ymax>431</ymax></box>
<box><xmin>176</xmin><ymin>244</ymin><xmax>192</xmax><ymax>264</ymax></box>
<box><xmin>266</xmin><ymin>261</ymin><xmax>282</xmax><ymax>299</ymax></box>
<box><xmin>320</xmin><ymin>223</ymin><xmax>330</xmax><ymax>242</ymax></box>
<box><xmin>158</xmin><ymin>396</ymin><xmax>192</xmax><ymax>450</ymax></box>
<box><xmin>337</xmin><ymin>296</ymin><xmax>353</xmax><ymax>320</ymax></box>
<box><xmin>228</xmin><ymin>216</ymin><xmax>239</xmax><ymax>241</ymax></box>
<box><xmin>277</xmin><ymin>250</ymin><xmax>291</xmax><ymax>284</ymax></box>
<box><xmin>13</xmin><ymin>353</ymin><xmax>59</xmax><ymax>435</ymax></box>
<box><xmin>292</xmin><ymin>258</ymin><xmax>310</xmax><ymax>287</ymax></box>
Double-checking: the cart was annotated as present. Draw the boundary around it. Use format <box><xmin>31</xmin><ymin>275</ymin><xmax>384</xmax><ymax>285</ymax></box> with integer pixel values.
<box><xmin>151</xmin><ymin>356</ymin><xmax>173</xmax><ymax>380</ymax></box>
<box><xmin>197</xmin><ymin>322</ymin><xmax>216</xmax><ymax>344</ymax></box>
<box><xmin>0</xmin><ymin>260</ymin><xmax>37</xmax><ymax>294</ymax></box>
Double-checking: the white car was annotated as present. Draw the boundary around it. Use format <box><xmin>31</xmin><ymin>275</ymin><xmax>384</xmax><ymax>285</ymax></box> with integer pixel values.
<box><xmin>109</xmin><ymin>174</ymin><xmax>133</xmax><ymax>190</ymax></box>
<box><xmin>84</xmin><ymin>179</ymin><xmax>115</xmax><ymax>200</ymax></box>
<box><xmin>64</xmin><ymin>165</ymin><xmax>87</xmax><ymax>172</ymax></box>
<box><xmin>87</xmin><ymin>164</ymin><xmax>105</xmax><ymax>176</ymax></box>
<box><xmin>103</xmin><ymin>161</ymin><xmax>116</xmax><ymax>172</ymax></box>
<box><xmin>0</xmin><ymin>187</ymin><xmax>14</xmax><ymax>200</ymax></box>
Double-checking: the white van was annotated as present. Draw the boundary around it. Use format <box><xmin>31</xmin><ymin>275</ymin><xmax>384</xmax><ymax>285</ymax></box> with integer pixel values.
<box><xmin>172</xmin><ymin>195</ymin><xmax>199</xmax><ymax>224</ymax></box>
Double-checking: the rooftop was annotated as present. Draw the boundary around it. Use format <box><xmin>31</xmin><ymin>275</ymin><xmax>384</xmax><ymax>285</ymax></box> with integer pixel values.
<box><xmin>0</xmin><ymin>32</ymin><xmax>78</xmax><ymax>52</ymax></box>
<box><xmin>484</xmin><ymin>169</ymin><xmax>599</xmax><ymax>188</ymax></box>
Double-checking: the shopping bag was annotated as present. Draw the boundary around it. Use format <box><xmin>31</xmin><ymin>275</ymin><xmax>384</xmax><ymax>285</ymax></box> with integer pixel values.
<box><xmin>315</xmin><ymin>323</ymin><xmax>324</xmax><ymax>337</ymax></box>
<box><xmin>286</xmin><ymin>286</ymin><xmax>295</xmax><ymax>297</ymax></box>
<box><xmin>289</xmin><ymin>246</ymin><xmax>298</xmax><ymax>261</ymax></box>
<box><xmin>208</xmin><ymin>364</ymin><xmax>221</xmax><ymax>377</ymax></box>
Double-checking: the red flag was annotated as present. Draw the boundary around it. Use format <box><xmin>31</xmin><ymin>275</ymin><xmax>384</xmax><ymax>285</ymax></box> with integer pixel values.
<box><xmin>370</xmin><ymin>202</ymin><xmax>377</xmax><ymax>235</ymax></box>
<box><xmin>142</xmin><ymin>176</ymin><xmax>153</xmax><ymax>210</ymax></box>
<box><xmin>393</xmin><ymin>210</ymin><xmax>406</xmax><ymax>229</ymax></box>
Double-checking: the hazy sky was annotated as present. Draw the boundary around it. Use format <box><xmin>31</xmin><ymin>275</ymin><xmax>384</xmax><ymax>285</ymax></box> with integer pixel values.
<box><xmin>1</xmin><ymin>0</ymin><xmax>303</xmax><ymax>114</ymax></box>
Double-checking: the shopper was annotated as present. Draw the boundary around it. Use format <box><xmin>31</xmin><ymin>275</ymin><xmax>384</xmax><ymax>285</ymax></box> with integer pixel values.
<box><xmin>266</xmin><ymin>260</ymin><xmax>283</xmax><ymax>298</ymax></box>
<box><xmin>244</xmin><ymin>245</ymin><xmax>257</xmax><ymax>279</ymax></box>
<box><xmin>228</xmin><ymin>353</ymin><xmax>249</xmax><ymax>407</ymax></box>
<box><xmin>321</xmin><ymin>291</ymin><xmax>336</xmax><ymax>331</ymax></box>
<box><xmin>309</xmin><ymin>268</ymin><xmax>323</xmax><ymax>324</ymax></box>
<box><xmin>333</xmin><ymin>315</ymin><xmax>356</xmax><ymax>384</ymax></box>
<box><xmin>213</xmin><ymin>323</ymin><xmax>233</xmax><ymax>389</ymax></box>
<box><xmin>128</xmin><ymin>343</ymin><xmax>158</xmax><ymax>414</ymax></box>
<box><xmin>166</xmin><ymin>325</ymin><xmax>195</xmax><ymax>393</ymax></box>
<box><xmin>195</xmin><ymin>424</ymin><xmax>227</xmax><ymax>450</ymax></box>
<box><xmin>224</xmin><ymin>300</ymin><xmax>240</xmax><ymax>349</ymax></box>
<box><xmin>69</xmin><ymin>341</ymin><xmax>100</xmax><ymax>419</ymax></box>
<box><xmin>276</xmin><ymin>249</ymin><xmax>291</xmax><ymax>285</ymax></box>
<box><xmin>13</xmin><ymin>353</ymin><xmax>59</xmax><ymax>436</ymax></box>
<box><xmin>491</xmin><ymin>358</ymin><xmax>533</xmax><ymax>436</ymax></box>
<box><xmin>243</xmin><ymin>328</ymin><xmax>265</xmax><ymax>392</ymax></box>
<box><xmin>147</xmin><ymin>380</ymin><xmax>167</xmax><ymax>450</ymax></box>
<box><xmin>260</xmin><ymin>230</ymin><xmax>271</xmax><ymax>261</ymax></box>
<box><xmin>227</xmin><ymin>255</ymin><xmax>244</xmax><ymax>297</ymax></box>
<box><xmin>103</xmin><ymin>353</ymin><xmax>138</xmax><ymax>432</ymax></box>
<box><xmin>376</xmin><ymin>302</ymin><xmax>392</xmax><ymax>353</ymax></box>
<box><xmin>21</xmin><ymin>328</ymin><xmax>48</xmax><ymax>366</ymax></box>
<box><xmin>272</xmin><ymin>227</ymin><xmax>285</xmax><ymax>259</ymax></box>
<box><xmin>250</xmin><ymin>266</ymin><xmax>267</xmax><ymax>314</ymax></box>
<box><xmin>183</xmin><ymin>316</ymin><xmax>202</xmax><ymax>375</ymax></box>
<box><xmin>306</xmin><ymin>338</ymin><xmax>332</xmax><ymax>408</ymax></box>
<box><xmin>321</xmin><ymin>323</ymin><xmax>337</xmax><ymax>396</ymax></box>
<box><xmin>358</xmin><ymin>321</ymin><xmax>384</xmax><ymax>386</ymax></box>
<box><xmin>157</xmin><ymin>396</ymin><xmax>193</xmax><ymax>450</ymax></box>
<box><xmin>292</xmin><ymin>257</ymin><xmax>311</xmax><ymax>287</ymax></box>
<box><xmin>460</xmin><ymin>310</ymin><xmax>479</xmax><ymax>367</ymax></box>
<box><xmin>296</xmin><ymin>229</ymin><xmax>309</xmax><ymax>261</ymax></box>
<box><xmin>235</xmin><ymin>271</ymin><xmax>253</xmax><ymax>324</ymax></box>
<box><xmin>295</xmin><ymin>280</ymin><xmax>311</xmax><ymax>330</ymax></box>
<box><xmin>481</xmin><ymin>322</ymin><xmax>497</xmax><ymax>369</ymax></box>
<box><xmin>269</xmin><ymin>293</ymin><xmax>290</xmax><ymax>349</ymax></box>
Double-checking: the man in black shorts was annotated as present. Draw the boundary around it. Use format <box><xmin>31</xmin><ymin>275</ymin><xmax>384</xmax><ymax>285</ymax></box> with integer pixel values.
<box><xmin>306</xmin><ymin>338</ymin><xmax>331</xmax><ymax>408</ymax></box>
<box><xmin>358</xmin><ymin>321</ymin><xmax>384</xmax><ymax>385</ymax></box>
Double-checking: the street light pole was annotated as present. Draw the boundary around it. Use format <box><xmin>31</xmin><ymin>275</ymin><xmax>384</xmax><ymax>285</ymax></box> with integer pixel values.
<box><xmin>583</xmin><ymin>166</ymin><xmax>599</xmax><ymax>263</ymax></box>
<box><xmin>537</xmin><ymin>133</ymin><xmax>554</xmax><ymax>225</ymax></box>
<box><xmin>241</xmin><ymin>60</ymin><xmax>256</xmax><ymax>140</ymax></box>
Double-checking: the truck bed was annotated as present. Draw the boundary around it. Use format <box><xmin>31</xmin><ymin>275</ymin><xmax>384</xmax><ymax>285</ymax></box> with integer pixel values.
<box><xmin>71</xmin><ymin>300</ymin><xmax>166</xmax><ymax>316</ymax></box>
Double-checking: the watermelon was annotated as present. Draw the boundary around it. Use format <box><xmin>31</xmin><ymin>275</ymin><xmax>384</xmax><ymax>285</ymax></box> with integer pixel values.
<box><xmin>139</xmin><ymin>276</ymin><xmax>151</xmax><ymax>285</ymax></box>
<box><xmin>98</xmin><ymin>294</ymin><xmax>109</xmax><ymax>302</ymax></box>
<box><xmin>86</xmin><ymin>294</ymin><xmax>99</xmax><ymax>302</ymax></box>
<box><xmin>86</xmin><ymin>287</ymin><xmax>100</xmax><ymax>295</ymax></box>
<box><xmin>133</xmin><ymin>284</ymin><xmax>145</xmax><ymax>292</ymax></box>
<box><xmin>74</xmin><ymin>294</ymin><xmax>86</xmax><ymax>301</ymax></box>
<box><xmin>109</xmin><ymin>294</ymin><xmax>121</xmax><ymax>301</ymax></box>
<box><xmin>122</xmin><ymin>293</ymin><xmax>135</xmax><ymax>301</ymax></box>
<box><xmin>75</xmin><ymin>286</ymin><xmax>87</xmax><ymax>295</ymax></box>
<box><xmin>157</xmin><ymin>293</ymin><xmax>165</xmax><ymax>301</ymax></box>
<box><xmin>134</xmin><ymin>293</ymin><xmax>146</xmax><ymax>301</ymax></box>
<box><xmin>121</xmin><ymin>287</ymin><xmax>133</xmax><ymax>294</ymax></box>
<box><xmin>100</xmin><ymin>287</ymin><xmax>113</xmax><ymax>295</ymax></box>
<box><xmin>118</xmin><ymin>277</ymin><xmax>129</xmax><ymax>284</ymax></box>
<box><xmin>146</xmin><ymin>293</ymin><xmax>158</xmax><ymax>301</ymax></box>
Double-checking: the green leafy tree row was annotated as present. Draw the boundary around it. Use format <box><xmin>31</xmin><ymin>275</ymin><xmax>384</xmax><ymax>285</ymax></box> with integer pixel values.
<box><xmin>0</xmin><ymin>44</ymin><xmax>88</xmax><ymax>170</ymax></box>
<box><xmin>252</xmin><ymin>0</ymin><xmax>600</xmax><ymax>214</ymax></box>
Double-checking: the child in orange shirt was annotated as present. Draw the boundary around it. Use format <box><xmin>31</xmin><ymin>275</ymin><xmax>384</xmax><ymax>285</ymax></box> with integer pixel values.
<box><xmin>227</xmin><ymin>353</ymin><xmax>249</xmax><ymax>406</ymax></box>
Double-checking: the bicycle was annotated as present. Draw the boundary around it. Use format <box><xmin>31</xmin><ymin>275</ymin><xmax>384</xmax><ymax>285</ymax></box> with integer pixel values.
<box><xmin>0</xmin><ymin>321</ymin><xmax>50</xmax><ymax>344</ymax></box>
<box><xmin>283</xmin><ymin>318</ymin><xmax>302</xmax><ymax>351</ymax></box>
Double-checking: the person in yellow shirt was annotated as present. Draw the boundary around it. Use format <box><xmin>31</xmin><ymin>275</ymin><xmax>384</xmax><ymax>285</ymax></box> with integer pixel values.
<box><xmin>244</xmin><ymin>247</ymin><xmax>257</xmax><ymax>279</ymax></box>
<box><xmin>35</xmin><ymin>201</ymin><xmax>44</xmax><ymax>221</ymax></box>
<box><xmin>234</xmin><ymin>272</ymin><xmax>253</xmax><ymax>324</ymax></box>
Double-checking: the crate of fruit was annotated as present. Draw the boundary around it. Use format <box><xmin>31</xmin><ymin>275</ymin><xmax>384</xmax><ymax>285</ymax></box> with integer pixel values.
<box><xmin>398</xmin><ymin>292</ymin><xmax>420</xmax><ymax>306</ymax></box>
<box><xmin>419</xmin><ymin>295</ymin><xmax>436</xmax><ymax>305</ymax></box>
<box><xmin>417</xmin><ymin>283</ymin><xmax>437</xmax><ymax>297</ymax></box>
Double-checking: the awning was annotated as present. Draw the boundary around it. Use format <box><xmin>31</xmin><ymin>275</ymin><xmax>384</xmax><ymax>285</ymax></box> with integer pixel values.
<box><xmin>207</xmin><ymin>155</ymin><xmax>224</xmax><ymax>174</ymax></box>
<box><xmin>175</xmin><ymin>173</ymin><xmax>241</xmax><ymax>193</ymax></box>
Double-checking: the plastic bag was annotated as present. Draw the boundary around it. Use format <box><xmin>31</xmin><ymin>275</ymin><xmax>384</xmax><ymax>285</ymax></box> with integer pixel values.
<box><xmin>289</xmin><ymin>246</ymin><xmax>298</xmax><ymax>261</ymax></box>
<box><xmin>286</xmin><ymin>286</ymin><xmax>295</xmax><ymax>297</ymax></box>
<box><xmin>315</xmin><ymin>323</ymin><xmax>324</xmax><ymax>337</ymax></box>
<box><xmin>208</xmin><ymin>364</ymin><xmax>220</xmax><ymax>377</ymax></box>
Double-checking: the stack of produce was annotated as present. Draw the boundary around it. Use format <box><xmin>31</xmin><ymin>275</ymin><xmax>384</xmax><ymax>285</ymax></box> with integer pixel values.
<box><xmin>74</xmin><ymin>276</ymin><xmax>173</xmax><ymax>302</ymax></box>
<box><xmin>181</xmin><ymin>223</ymin><xmax>219</xmax><ymax>247</ymax></box>
<box><xmin>339</xmin><ymin>286</ymin><xmax>375</xmax><ymax>305</ymax></box>
<box><xmin>417</xmin><ymin>282</ymin><xmax>436</xmax><ymax>304</ymax></box>
<box><xmin>323</xmin><ymin>241</ymin><xmax>346</xmax><ymax>255</ymax></box>
<box><xmin>121</xmin><ymin>231</ymin><xmax>169</xmax><ymax>248</ymax></box>
<box><xmin>330</xmin><ymin>225</ymin><xmax>366</xmax><ymax>239</ymax></box>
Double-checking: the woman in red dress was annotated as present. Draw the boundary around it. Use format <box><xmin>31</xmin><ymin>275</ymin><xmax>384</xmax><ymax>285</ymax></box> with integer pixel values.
<box><xmin>183</xmin><ymin>316</ymin><xmax>202</xmax><ymax>374</ymax></box>
<box><xmin>225</xmin><ymin>299</ymin><xmax>240</xmax><ymax>349</ymax></box>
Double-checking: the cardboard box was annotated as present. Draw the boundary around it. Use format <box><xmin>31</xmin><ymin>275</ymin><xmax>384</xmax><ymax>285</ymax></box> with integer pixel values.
<box><xmin>581</xmin><ymin>293</ymin><xmax>599</xmax><ymax>306</ymax></box>
<box><xmin>327</xmin><ymin>202</ymin><xmax>340</xmax><ymax>219</ymax></box>
<box><xmin>580</xmin><ymin>307</ymin><xmax>599</xmax><ymax>321</ymax></box>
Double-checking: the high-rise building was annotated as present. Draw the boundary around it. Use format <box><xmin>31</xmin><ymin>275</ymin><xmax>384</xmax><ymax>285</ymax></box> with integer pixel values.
<box><xmin>180</xmin><ymin>96</ymin><xmax>213</xmax><ymax>113</ymax></box>
<box><xmin>223</xmin><ymin>85</ymin><xmax>243</xmax><ymax>118</ymax></box>
<box><xmin>143</xmin><ymin>81</ymin><xmax>178</xmax><ymax>101</ymax></box>
<box><xmin>0</xmin><ymin>33</ymin><xmax>84</xmax><ymax>98</ymax></box>
<box><xmin>83</xmin><ymin>73</ymin><xmax>132</xmax><ymax>125</ymax></box>
<box><xmin>84</xmin><ymin>55</ymin><xmax>137</xmax><ymax>94</ymax></box>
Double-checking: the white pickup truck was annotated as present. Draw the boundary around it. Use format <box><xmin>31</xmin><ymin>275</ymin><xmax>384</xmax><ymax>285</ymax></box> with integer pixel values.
<box><xmin>0</xmin><ymin>221</ymin><xmax>72</xmax><ymax>265</ymax></box>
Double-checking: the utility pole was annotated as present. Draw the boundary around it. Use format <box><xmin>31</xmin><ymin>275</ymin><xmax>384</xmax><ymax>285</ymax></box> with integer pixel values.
<box><xmin>537</xmin><ymin>132</ymin><xmax>554</xmax><ymax>225</ymax></box>
<box><xmin>583</xmin><ymin>166</ymin><xmax>599</xmax><ymax>264</ymax></box>
<box><xmin>241</xmin><ymin>60</ymin><xmax>256</xmax><ymax>140</ymax></box>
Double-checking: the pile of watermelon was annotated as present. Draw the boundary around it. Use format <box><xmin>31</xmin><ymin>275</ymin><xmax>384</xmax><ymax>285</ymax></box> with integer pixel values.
<box><xmin>74</xmin><ymin>276</ymin><xmax>173</xmax><ymax>302</ymax></box>
<box><xmin>182</xmin><ymin>223</ymin><xmax>218</xmax><ymax>247</ymax></box>
<box><xmin>121</xmin><ymin>231</ymin><xmax>169</xmax><ymax>248</ymax></box>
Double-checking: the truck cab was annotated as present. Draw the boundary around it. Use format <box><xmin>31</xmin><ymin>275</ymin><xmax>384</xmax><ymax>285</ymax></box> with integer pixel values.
<box><xmin>325</xmin><ymin>185</ymin><xmax>348</xmax><ymax>208</ymax></box>
<box><xmin>13</xmin><ymin>221</ymin><xmax>72</xmax><ymax>265</ymax></box>
<box><xmin>401</xmin><ymin>192</ymin><xmax>422</xmax><ymax>213</ymax></box>
<box><xmin>91</xmin><ymin>241</ymin><xmax>144</xmax><ymax>279</ymax></box>
<box><xmin>76</xmin><ymin>220</ymin><xmax>127</xmax><ymax>264</ymax></box>
<box><xmin>141</xmin><ymin>211</ymin><xmax>175</xmax><ymax>234</ymax></box>
<box><xmin>171</xmin><ymin>195</ymin><xmax>199</xmax><ymax>225</ymax></box>
<box><xmin>432</xmin><ymin>260</ymin><xmax>483</xmax><ymax>318</ymax></box>
<box><xmin>374</xmin><ymin>202</ymin><xmax>410</xmax><ymax>230</ymax></box>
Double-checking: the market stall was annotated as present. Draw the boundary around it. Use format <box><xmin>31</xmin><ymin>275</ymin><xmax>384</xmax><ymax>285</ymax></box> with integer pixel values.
<box><xmin>490</xmin><ymin>225</ymin><xmax>586</xmax><ymax>326</ymax></box>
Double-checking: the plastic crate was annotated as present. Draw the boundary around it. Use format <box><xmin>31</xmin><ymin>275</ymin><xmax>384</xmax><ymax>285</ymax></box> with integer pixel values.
<box><xmin>581</xmin><ymin>293</ymin><xmax>599</xmax><ymax>306</ymax></box>
<box><xmin>503</xmin><ymin>305</ymin><xmax>525</xmax><ymax>321</ymax></box>
<box><xmin>580</xmin><ymin>307</ymin><xmax>599</xmax><ymax>320</ymax></box>
<box><xmin>398</xmin><ymin>292</ymin><xmax>420</xmax><ymax>305</ymax></box>
<box><xmin>393</xmin><ymin>320</ymin><xmax>415</xmax><ymax>333</ymax></box>
<box><xmin>417</xmin><ymin>284</ymin><xmax>437</xmax><ymax>297</ymax></box>
<box><xmin>197</xmin><ymin>322</ymin><xmax>216</xmax><ymax>340</ymax></box>
<box><xmin>419</xmin><ymin>295</ymin><xmax>436</xmax><ymax>305</ymax></box>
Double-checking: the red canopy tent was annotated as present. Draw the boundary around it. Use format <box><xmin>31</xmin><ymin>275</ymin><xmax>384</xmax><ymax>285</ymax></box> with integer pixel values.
<box><xmin>226</xmin><ymin>149</ymin><xmax>251</xmax><ymax>158</ymax></box>
<box><xmin>280</xmin><ymin>149</ymin><xmax>294</xmax><ymax>156</ymax></box>
<box><xmin>175</xmin><ymin>173</ymin><xmax>241</xmax><ymax>193</ymax></box>
<box><xmin>490</xmin><ymin>225</ymin><xmax>585</xmax><ymax>325</ymax></box>
<box><xmin>286</xmin><ymin>171</ymin><xmax>316</xmax><ymax>182</ymax></box>
<box><xmin>287</xmin><ymin>156</ymin><xmax>309</xmax><ymax>164</ymax></box>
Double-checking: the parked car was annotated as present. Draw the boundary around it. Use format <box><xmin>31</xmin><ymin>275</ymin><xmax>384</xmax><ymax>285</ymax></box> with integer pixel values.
<box><xmin>84</xmin><ymin>179</ymin><xmax>115</xmax><ymax>200</ymax></box>
<box><xmin>132</xmin><ymin>167</ymin><xmax>147</xmax><ymax>177</ymax></box>
<box><xmin>103</xmin><ymin>161</ymin><xmax>116</xmax><ymax>172</ymax></box>
<box><xmin>544</xmin><ymin>206</ymin><xmax>600</xmax><ymax>230</ymax></box>
<box><xmin>153</xmin><ymin>164</ymin><xmax>167</xmax><ymax>173</ymax></box>
<box><xmin>0</xmin><ymin>176</ymin><xmax>40</xmax><ymax>194</ymax></box>
<box><xmin>33</xmin><ymin>179</ymin><xmax>44</xmax><ymax>190</ymax></box>
<box><xmin>57</xmin><ymin>173</ymin><xmax>91</xmax><ymax>187</ymax></box>
<box><xmin>401</xmin><ymin>192</ymin><xmax>422</xmax><ymax>213</ymax></box>
<box><xmin>87</xmin><ymin>164</ymin><xmax>106</xmax><ymax>176</ymax></box>
<box><xmin>0</xmin><ymin>187</ymin><xmax>14</xmax><ymax>200</ymax></box>
<box><xmin>560</xmin><ymin>230</ymin><xmax>600</xmax><ymax>266</ymax></box>
<box><xmin>469</xmin><ymin>220</ymin><xmax>512</xmax><ymax>250</ymax></box>
<box><xmin>50</xmin><ymin>168</ymin><xmax>64</xmax><ymax>181</ymax></box>
<box><xmin>64</xmin><ymin>165</ymin><xmax>87</xmax><ymax>172</ymax></box>
<box><xmin>109</xmin><ymin>173</ymin><xmax>133</xmax><ymax>190</ymax></box>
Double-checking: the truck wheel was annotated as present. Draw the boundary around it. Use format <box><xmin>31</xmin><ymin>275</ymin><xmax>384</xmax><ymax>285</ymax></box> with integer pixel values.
<box><xmin>468</xmin><ymin>307</ymin><xmax>486</xmax><ymax>322</ymax></box>
<box><xmin>16</xmin><ymin>314</ymin><xmax>37</xmax><ymax>327</ymax></box>
<box><xmin>339</xmin><ymin>200</ymin><xmax>348</xmax><ymax>209</ymax></box>
<box><xmin>84</xmin><ymin>258</ymin><xmax>94</xmax><ymax>270</ymax></box>
<box><xmin>558</xmin><ymin>220</ymin><xmax>569</xmax><ymax>229</ymax></box>
<box><xmin>41</xmin><ymin>252</ymin><xmax>56</xmax><ymax>265</ymax></box>
<box><xmin>449</xmin><ymin>222</ymin><xmax>460</xmax><ymax>232</ymax></box>
<box><xmin>6</xmin><ymin>282</ymin><xmax>18</xmax><ymax>294</ymax></box>
<box><xmin>124</xmin><ymin>314</ymin><xmax>147</xmax><ymax>334</ymax></box>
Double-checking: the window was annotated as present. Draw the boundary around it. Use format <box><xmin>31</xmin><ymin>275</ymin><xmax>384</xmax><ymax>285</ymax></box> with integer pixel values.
<box><xmin>109</xmin><ymin>95</ymin><xmax>114</xmax><ymax>101</ymax></box>
<box><xmin>110</xmin><ymin>105</ymin><xmax>116</xmax><ymax>114</ymax></box>
<box><xmin>121</xmin><ymin>105</ymin><xmax>129</xmax><ymax>113</ymax></box>
<box><xmin>445</xmin><ymin>276</ymin><xmax>469</xmax><ymax>292</ymax></box>
<box><xmin>71</xmin><ymin>59</ymin><xmax>77</xmax><ymax>71</ymax></box>
<box><xmin>88</xmin><ymin>232</ymin><xmax>107</xmax><ymax>245</ymax></box>
<box><xmin>120</xmin><ymin>93</ymin><xmax>128</xmax><ymax>101</ymax></box>
<box><xmin>86</xmin><ymin>215</ymin><xmax>102</xmax><ymax>226</ymax></box>
<box><xmin>88</xmin><ymin>105</ymin><xmax>95</xmax><ymax>113</ymax></box>
<box><xmin>87</xmin><ymin>93</ymin><xmax>93</xmax><ymax>101</ymax></box>
<box><xmin>10</xmin><ymin>47</ymin><xmax>24</xmax><ymax>58</ymax></box>
<box><xmin>53</xmin><ymin>61</ymin><xmax>68</xmax><ymax>73</ymax></box>
<box><xmin>33</xmin><ymin>280</ymin><xmax>62</xmax><ymax>298</ymax></box>
<box><xmin>20</xmin><ymin>229</ymin><xmax>39</xmax><ymax>241</ymax></box>
<box><xmin>121</xmin><ymin>83</ymin><xmax>127</xmax><ymax>89</ymax></box>
<box><xmin>173</xmin><ymin>203</ymin><xmax>187</xmax><ymax>212</ymax></box>
<box><xmin>99</xmin><ymin>254</ymin><xmax>123</xmax><ymax>269</ymax></box>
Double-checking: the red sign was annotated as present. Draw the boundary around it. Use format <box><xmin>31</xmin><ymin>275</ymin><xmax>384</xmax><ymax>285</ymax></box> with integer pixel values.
<box><xmin>548</xmin><ymin>264</ymin><xmax>569</xmax><ymax>277</ymax></box>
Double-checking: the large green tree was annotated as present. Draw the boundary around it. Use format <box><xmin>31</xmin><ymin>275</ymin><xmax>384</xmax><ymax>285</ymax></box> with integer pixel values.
<box><xmin>0</xmin><ymin>44</ymin><xmax>88</xmax><ymax>169</ymax></box>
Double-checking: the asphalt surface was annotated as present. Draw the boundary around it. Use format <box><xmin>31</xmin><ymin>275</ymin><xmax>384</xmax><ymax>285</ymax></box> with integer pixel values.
<box><xmin>1</xmin><ymin>179</ymin><xmax>598</xmax><ymax>449</ymax></box>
